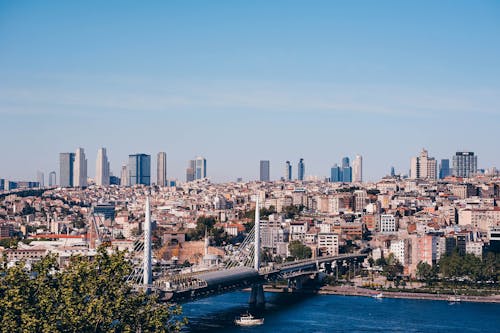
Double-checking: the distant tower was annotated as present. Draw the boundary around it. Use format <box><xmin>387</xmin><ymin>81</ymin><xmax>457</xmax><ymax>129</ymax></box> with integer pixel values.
<box><xmin>285</xmin><ymin>161</ymin><xmax>292</xmax><ymax>181</ymax></box>
<box><xmin>186</xmin><ymin>160</ymin><xmax>195</xmax><ymax>182</ymax></box>
<box><xmin>120</xmin><ymin>165</ymin><xmax>128</xmax><ymax>186</ymax></box>
<box><xmin>330</xmin><ymin>164</ymin><xmax>342</xmax><ymax>182</ymax></box>
<box><xmin>195</xmin><ymin>156</ymin><xmax>207</xmax><ymax>179</ymax></box>
<box><xmin>341</xmin><ymin>157</ymin><xmax>352</xmax><ymax>182</ymax></box>
<box><xmin>36</xmin><ymin>171</ymin><xmax>44</xmax><ymax>188</ymax></box>
<box><xmin>353</xmin><ymin>155</ymin><xmax>363</xmax><ymax>183</ymax></box>
<box><xmin>48</xmin><ymin>171</ymin><xmax>56</xmax><ymax>186</ymax></box>
<box><xmin>128</xmin><ymin>154</ymin><xmax>151</xmax><ymax>185</ymax></box>
<box><xmin>439</xmin><ymin>159</ymin><xmax>450</xmax><ymax>179</ymax></box>
<box><xmin>157</xmin><ymin>152</ymin><xmax>167</xmax><ymax>186</ymax></box>
<box><xmin>73</xmin><ymin>148</ymin><xmax>88</xmax><ymax>187</ymax></box>
<box><xmin>452</xmin><ymin>152</ymin><xmax>477</xmax><ymax>178</ymax></box>
<box><xmin>297</xmin><ymin>158</ymin><xmax>305</xmax><ymax>181</ymax></box>
<box><xmin>259</xmin><ymin>160</ymin><xmax>270</xmax><ymax>181</ymax></box>
<box><xmin>410</xmin><ymin>148</ymin><xmax>437</xmax><ymax>180</ymax></box>
<box><xmin>390</xmin><ymin>166</ymin><xmax>395</xmax><ymax>177</ymax></box>
<box><xmin>59</xmin><ymin>152</ymin><xmax>75</xmax><ymax>187</ymax></box>
<box><xmin>95</xmin><ymin>148</ymin><xmax>110</xmax><ymax>186</ymax></box>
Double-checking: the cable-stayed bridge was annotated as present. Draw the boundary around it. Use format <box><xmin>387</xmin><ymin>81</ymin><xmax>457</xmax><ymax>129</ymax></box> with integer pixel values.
<box><xmin>128</xmin><ymin>197</ymin><xmax>366</xmax><ymax>305</ymax></box>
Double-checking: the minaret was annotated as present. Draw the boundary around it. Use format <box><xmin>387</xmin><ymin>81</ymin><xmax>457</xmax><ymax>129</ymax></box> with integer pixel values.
<box><xmin>254</xmin><ymin>196</ymin><xmax>260</xmax><ymax>271</ymax></box>
<box><xmin>204</xmin><ymin>227</ymin><xmax>209</xmax><ymax>257</ymax></box>
<box><xmin>143</xmin><ymin>197</ymin><xmax>152</xmax><ymax>289</ymax></box>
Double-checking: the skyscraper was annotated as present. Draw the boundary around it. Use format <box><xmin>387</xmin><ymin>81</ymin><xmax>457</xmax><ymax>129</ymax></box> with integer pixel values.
<box><xmin>73</xmin><ymin>148</ymin><xmax>87</xmax><ymax>187</ymax></box>
<box><xmin>120</xmin><ymin>165</ymin><xmax>128</xmax><ymax>186</ymax></box>
<box><xmin>410</xmin><ymin>148</ymin><xmax>437</xmax><ymax>180</ymax></box>
<box><xmin>439</xmin><ymin>159</ymin><xmax>450</xmax><ymax>179</ymax></box>
<box><xmin>341</xmin><ymin>157</ymin><xmax>352</xmax><ymax>182</ymax></box>
<box><xmin>36</xmin><ymin>171</ymin><xmax>44</xmax><ymax>188</ymax></box>
<box><xmin>195</xmin><ymin>156</ymin><xmax>207</xmax><ymax>179</ymax></box>
<box><xmin>48</xmin><ymin>171</ymin><xmax>56</xmax><ymax>187</ymax></box>
<box><xmin>59</xmin><ymin>152</ymin><xmax>75</xmax><ymax>187</ymax></box>
<box><xmin>297</xmin><ymin>158</ymin><xmax>305</xmax><ymax>181</ymax></box>
<box><xmin>390</xmin><ymin>166</ymin><xmax>395</xmax><ymax>177</ymax></box>
<box><xmin>341</xmin><ymin>157</ymin><xmax>350</xmax><ymax>169</ymax></box>
<box><xmin>285</xmin><ymin>161</ymin><xmax>292</xmax><ymax>181</ymax></box>
<box><xmin>353</xmin><ymin>155</ymin><xmax>363</xmax><ymax>183</ymax></box>
<box><xmin>129</xmin><ymin>154</ymin><xmax>151</xmax><ymax>185</ymax></box>
<box><xmin>157</xmin><ymin>152</ymin><xmax>167</xmax><ymax>186</ymax></box>
<box><xmin>260</xmin><ymin>160</ymin><xmax>270</xmax><ymax>181</ymax></box>
<box><xmin>330</xmin><ymin>164</ymin><xmax>342</xmax><ymax>182</ymax></box>
<box><xmin>95</xmin><ymin>148</ymin><xmax>110</xmax><ymax>186</ymax></box>
<box><xmin>453</xmin><ymin>152</ymin><xmax>477</xmax><ymax>178</ymax></box>
<box><xmin>186</xmin><ymin>160</ymin><xmax>195</xmax><ymax>182</ymax></box>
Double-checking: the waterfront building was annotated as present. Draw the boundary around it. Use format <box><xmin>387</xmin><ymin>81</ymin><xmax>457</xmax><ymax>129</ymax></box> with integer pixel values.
<box><xmin>157</xmin><ymin>152</ymin><xmax>167</xmax><ymax>186</ymax></box>
<box><xmin>73</xmin><ymin>148</ymin><xmax>88</xmax><ymax>187</ymax></box>
<box><xmin>297</xmin><ymin>158</ymin><xmax>305</xmax><ymax>181</ymax></box>
<box><xmin>59</xmin><ymin>152</ymin><xmax>75</xmax><ymax>187</ymax></box>
<box><xmin>128</xmin><ymin>154</ymin><xmax>151</xmax><ymax>185</ymax></box>
<box><xmin>95</xmin><ymin>148</ymin><xmax>110</xmax><ymax>186</ymax></box>
<box><xmin>260</xmin><ymin>160</ymin><xmax>270</xmax><ymax>182</ymax></box>
<box><xmin>452</xmin><ymin>152</ymin><xmax>477</xmax><ymax>178</ymax></box>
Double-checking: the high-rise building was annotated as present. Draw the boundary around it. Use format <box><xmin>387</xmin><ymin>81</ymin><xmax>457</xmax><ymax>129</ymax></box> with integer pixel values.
<box><xmin>260</xmin><ymin>160</ymin><xmax>270</xmax><ymax>181</ymax></box>
<box><xmin>120</xmin><ymin>165</ymin><xmax>128</xmax><ymax>186</ymax></box>
<box><xmin>73</xmin><ymin>148</ymin><xmax>87</xmax><ymax>187</ymax></box>
<box><xmin>195</xmin><ymin>157</ymin><xmax>207</xmax><ymax>179</ymax></box>
<box><xmin>36</xmin><ymin>171</ymin><xmax>44</xmax><ymax>188</ymax></box>
<box><xmin>59</xmin><ymin>152</ymin><xmax>75</xmax><ymax>187</ymax></box>
<box><xmin>0</xmin><ymin>179</ymin><xmax>4</xmax><ymax>191</ymax></box>
<box><xmin>186</xmin><ymin>160</ymin><xmax>195</xmax><ymax>182</ymax></box>
<box><xmin>453</xmin><ymin>152</ymin><xmax>477</xmax><ymax>178</ymax></box>
<box><xmin>353</xmin><ymin>155</ymin><xmax>363</xmax><ymax>182</ymax></box>
<box><xmin>285</xmin><ymin>161</ymin><xmax>292</xmax><ymax>181</ymax></box>
<box><xmin>390</xmin><ymin>166</ymin><xmax>395</xmax><ymax>177</ymax></box>
<box><xmin>342</xmin><ymin>166</ymin><xmax>352</xmax><ymax>182</ymax></box>
<box><xmin>410</xmin><ymin>148</ymin><xmax>437</xmax><ymax>180</ymax></box>
<box><xmin>128</xmin><ymin>154</ymin><xmax>151</xmax><ymax>185</ymax></box>
<box><xmin>330</xmin><ymin>164</ymin><xmax>342</xmax><ymax>182</ymax></box>
<box><xmin>157</xmin><ymin>152</ymin><xmax>167</xmax><ymax>186</ymax></box>
<box><xmin>297</xmin><ymin>158</ymin><xmax>305</xmax><ymax>181</ymax></box>
<box><xmin>95</xmin><ymin>148</ymin><xmax>110</xmax><ymax>186</ymax></box>
<box><xmin>341</xmin><ymin>157</ymin><xmax>350</xmax><ymax>169</ymax></box>
<box><xmin>439</xmin><ymin>159</ymin><xmax>451</xmax><ymax>179</ymax></box>
<box><xmin>48</xmin><ymin>171</ymin><xmax>56</xmax><ymax>187</ymax></box>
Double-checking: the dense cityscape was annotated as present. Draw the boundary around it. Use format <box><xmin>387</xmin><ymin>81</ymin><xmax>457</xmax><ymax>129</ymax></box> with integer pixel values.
<box><xmin>1</xmin><ymin>147</ymin><xmax>499</xmax><ymax>284</ymax></box>
<box><xmin>2</xmin><ymin>1</ymin><xmax>500</xmax><ymax>332</ymax></box>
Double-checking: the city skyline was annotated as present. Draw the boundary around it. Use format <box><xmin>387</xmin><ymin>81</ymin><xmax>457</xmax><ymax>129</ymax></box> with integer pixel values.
<box><xmin>1</xmin><ymin>2</ymin><xmax>500</xmax><ymax>182</ymax></box>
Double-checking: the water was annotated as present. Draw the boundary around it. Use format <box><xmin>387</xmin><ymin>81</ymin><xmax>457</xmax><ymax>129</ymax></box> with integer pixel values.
<box><xmin>182</xmin><ymin>291</ymin><xmax>500</xmax><ymax>332</ymax></box>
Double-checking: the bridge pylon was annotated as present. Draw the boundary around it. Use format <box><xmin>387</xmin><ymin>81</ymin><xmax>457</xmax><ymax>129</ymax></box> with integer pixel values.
<box><xmin>254</xmin><ymin>196</ymin><xmax>260</xmax><ymax>272</ymax></box>
<box><xmin>143</xmin><ymin>196</ymin><xmax>152</xmax><ymax>292</ymax></box>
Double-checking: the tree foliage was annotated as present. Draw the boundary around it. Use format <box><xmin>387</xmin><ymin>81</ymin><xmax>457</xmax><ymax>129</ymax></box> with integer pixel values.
<box><xmin>0</xmin><ymin>248</ymin><xmax>185</xmax><ymax>333</ymax></box>
<box><xmin>438</xmin><ymin>252</ymin><xmax>499</xmax><ymax>282</ymax></box>
<box><xmin>288</xmin><ymin>240</ymin><xmax>312</xmax><ymax>260</ymax></box>
<box><xmin>416</xmin><ymin>261</ymin><xmax>438</xmax><ymax>283</ymax></box>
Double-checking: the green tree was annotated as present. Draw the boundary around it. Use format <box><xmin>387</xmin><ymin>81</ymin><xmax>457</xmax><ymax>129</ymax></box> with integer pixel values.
<box><xmin>0</xmin><ymin>247</ymin><xmax>185</xmax><ymax>333</ymax></box>
<box><xmin>288</xmin><ymin>240</ymin><xmax>312</xmax><ymax>260</ymax></box>
<box><xmin>416</xmin><ymin>261</ymin><xmax>437</xmax><ymax>284</ymax></box>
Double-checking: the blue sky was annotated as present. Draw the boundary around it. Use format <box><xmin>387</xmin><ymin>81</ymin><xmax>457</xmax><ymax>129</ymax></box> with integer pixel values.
<box><xmin>1</xmin><ymin>1</ymin><xmax>499</xmax><ymax>182</ymax></box>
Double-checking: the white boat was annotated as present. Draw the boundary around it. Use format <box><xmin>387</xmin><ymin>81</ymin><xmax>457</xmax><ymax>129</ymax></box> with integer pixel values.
<box><xmin>448</xmin><ymin>296</ymin><xmax>461</xmax><ymax>303</ymax></box>
<box><xmin>372</xmin><ymin>293</ymin><xmax>384</xmax><ymax>299</ymax></box>
<box><xmin>235</xmin><ymin>313</ymin><xmax>264</xmax><ymax>326</ymax></box>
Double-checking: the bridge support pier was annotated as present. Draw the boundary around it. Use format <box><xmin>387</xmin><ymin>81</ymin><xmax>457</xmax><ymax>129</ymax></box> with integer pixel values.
<box><xmin>249</xmin><ymin>284</ymin><xmax>265</xmax><ymax>307</ymax></box>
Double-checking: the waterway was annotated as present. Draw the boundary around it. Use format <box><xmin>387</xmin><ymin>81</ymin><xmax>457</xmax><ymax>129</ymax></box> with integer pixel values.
<box><xmin>182</xmin><ymin>291</ymin><xmax>500</xmax><ymax>332</ymax></box>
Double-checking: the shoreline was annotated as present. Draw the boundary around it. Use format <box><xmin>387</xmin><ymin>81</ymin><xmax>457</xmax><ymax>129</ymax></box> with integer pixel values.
<box><xmin>261</xmin><ymin>285</ymin><xmax>500</xmax><ymax>304</ymax></box>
